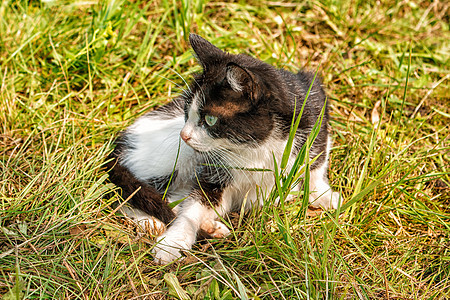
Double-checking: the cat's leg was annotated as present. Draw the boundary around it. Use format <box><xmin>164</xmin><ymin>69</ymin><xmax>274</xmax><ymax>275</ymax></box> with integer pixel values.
<box><xmin>153</xmin><ymin>189</ymin><xmax>232</xmax><ymax>264</ymax></box>
<box><xmin>308</xmin><ymin>161</ymin><xmax>340</xmax><ymax>210</ymax></box>
<box><xmin>106</xmin><ymin>154</ymin><xmax>176</xmax><ymax>224</ymax></box>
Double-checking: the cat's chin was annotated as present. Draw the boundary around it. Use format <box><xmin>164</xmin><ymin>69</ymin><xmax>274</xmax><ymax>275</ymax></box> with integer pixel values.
<box><xmin>188</xmin><ymin>146</ymin><xmax>211</xmax><ymax>153</ymax></box>
<box><xmin>193</xmin><ymin>149</ymin><xmax>209</xmax><ymax>154</ymax></box>
<box><xmin>185</xmin><ymin>142</ymin><xmax>215</xmax><ymax>153</ymax></box>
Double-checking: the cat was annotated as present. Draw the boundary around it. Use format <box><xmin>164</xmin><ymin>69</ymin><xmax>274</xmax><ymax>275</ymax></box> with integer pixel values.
<box><xmin>106</xmin><ymin>34</ymin><xmax>340</xmax><ymax>264</ymax></box>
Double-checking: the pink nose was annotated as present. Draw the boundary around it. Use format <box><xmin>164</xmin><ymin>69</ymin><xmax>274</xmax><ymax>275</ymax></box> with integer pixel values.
<box><xmin>180</xmin><ymin>130</ymin><xmax>191</xmax><ymax>143</ymax></box>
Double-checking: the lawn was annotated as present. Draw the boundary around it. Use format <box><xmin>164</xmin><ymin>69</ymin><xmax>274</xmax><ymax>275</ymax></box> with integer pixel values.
<box><xmin>1</xmin><ymin>0</ymin><xmax>449</xmax><ymax>299</ymax></box>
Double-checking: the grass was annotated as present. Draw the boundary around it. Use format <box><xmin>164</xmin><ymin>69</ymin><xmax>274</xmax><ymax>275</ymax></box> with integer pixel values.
<box><xmin>1</xmin><ymin>0</ymin><xmax>449</xmax><ymax>299</ymax></box>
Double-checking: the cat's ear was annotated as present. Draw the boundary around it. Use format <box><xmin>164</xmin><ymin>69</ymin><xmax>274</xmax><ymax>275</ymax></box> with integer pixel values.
<box><xmin>189</xmin><ymin>34</ymin><xmax>225</xmax><ymax>69</ymax></box>
<box><xmin>226</xmin><ymin>63</ymin><xmax>260</xmax><ymax>102</ymax></box>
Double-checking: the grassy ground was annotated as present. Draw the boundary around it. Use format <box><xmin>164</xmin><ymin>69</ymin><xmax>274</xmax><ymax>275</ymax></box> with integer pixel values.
<box><xmin>1</xmin><ymin>0</ymin><xmax>449</xmax><ymax>299</ymax></box>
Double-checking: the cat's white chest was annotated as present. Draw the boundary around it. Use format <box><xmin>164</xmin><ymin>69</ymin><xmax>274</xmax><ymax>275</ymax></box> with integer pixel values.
<box><xmin>225</xmin><ymin>137</ymin><xmax>290</xmax><ymax>206</ymax></box>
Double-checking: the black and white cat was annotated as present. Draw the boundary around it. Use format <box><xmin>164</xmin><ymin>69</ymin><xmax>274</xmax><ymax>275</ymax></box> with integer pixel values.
<box><xmin>106</xmin><ymin>34</ymin><xmax>340</xmax><ymax>264</ymax></box>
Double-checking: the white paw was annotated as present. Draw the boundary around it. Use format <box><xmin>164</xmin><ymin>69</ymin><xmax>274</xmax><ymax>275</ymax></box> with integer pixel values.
<box><xmin>309</xmin><ymin>190</ymin><xmax>341</xmax><ymax>210</ymax></box>
<box><xmin>153</xmin><ymin>235</ymin><xmax>188</xmax><ymax>265</ymax></box>
<box><xmin>200</xmin><ymin>219</ymin><xmax>230</xmax><ymax>238</ymax></box>
<box><xmin>136</xmin><ymin>217</ymin><xmax>166</xmax><ymax>235</ymax></box>
<box><xmin>120</xmin><ymin>206</ymin><xmax>166</xmax><ymax>235</ymax></box>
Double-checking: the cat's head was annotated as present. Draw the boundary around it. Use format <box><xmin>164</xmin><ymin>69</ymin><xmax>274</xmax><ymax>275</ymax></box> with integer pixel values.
<box><xmin>180</xmin><ymin>34</ymin><xmax>289</xmax><ymax>153</ymax></box>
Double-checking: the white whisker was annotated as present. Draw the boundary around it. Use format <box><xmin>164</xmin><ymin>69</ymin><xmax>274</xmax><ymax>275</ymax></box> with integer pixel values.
<box><xmin>157</xmin><ymin>63</ymin><xmax>192</xmax><ymax>94</ymax></box>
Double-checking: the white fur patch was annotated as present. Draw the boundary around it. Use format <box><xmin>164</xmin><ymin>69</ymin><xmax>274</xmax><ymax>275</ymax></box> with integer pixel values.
<box><xmin>121</xmin><ymin>114</ymin><xmax>196</xmax><ymax>188</ymax></box>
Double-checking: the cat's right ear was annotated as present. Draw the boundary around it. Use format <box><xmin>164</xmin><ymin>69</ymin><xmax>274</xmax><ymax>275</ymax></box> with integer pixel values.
<box><xmin>226</xmin><ymin>63</ymin><xmax>260</xmax><ymax>103</ymax></box>
<box><xmin>189</xmin><ymin>34</ymin><xmax>225</xmax><ymax>70</ymax></box>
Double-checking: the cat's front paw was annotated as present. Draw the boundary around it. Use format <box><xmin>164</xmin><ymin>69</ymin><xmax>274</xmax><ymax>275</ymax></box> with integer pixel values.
<box><xmin>309</xmin><ymin>190</ymin><xmax>341</xmax><ymax>210</ymax></box>
<box><xmin>120</xmin><ymin>206</ymin><xmax>166</xmax><ymax>235</ymax></box>
<box><xmin>153</xmin><ymin>235</ymin><xmax>188</xmax><ymax>265</ymax></box>
<box><xmin>200</xmin><ymin>219</ymin><xmax>230</xmax><ymax>238</ymax></box>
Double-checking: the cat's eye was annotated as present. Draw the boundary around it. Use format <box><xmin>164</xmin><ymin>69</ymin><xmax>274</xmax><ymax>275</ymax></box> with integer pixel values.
<box><xmin>204</xmin><ymin>115</ymin><xmax>218</xmax><ymax>126</ymax></box>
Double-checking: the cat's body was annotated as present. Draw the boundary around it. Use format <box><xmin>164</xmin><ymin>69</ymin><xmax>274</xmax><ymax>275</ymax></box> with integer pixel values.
<box><xmin>107</xmin><ymin>34</ymin><xmax>340</xmax><ymax>264</ymax></box>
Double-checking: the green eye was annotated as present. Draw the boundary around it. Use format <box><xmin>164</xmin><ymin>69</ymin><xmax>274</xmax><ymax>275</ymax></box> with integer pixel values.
<box><xmin>204</xmin><ymin>115</ymin><xmax>218</xmax><ymax>126</ymax></box>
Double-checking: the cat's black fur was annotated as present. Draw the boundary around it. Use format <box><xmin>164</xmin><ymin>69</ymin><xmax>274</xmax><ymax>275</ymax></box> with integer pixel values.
<box><xmin>106</xmin><ymin>148</ymin><xmax>176</xmax><ymax>224</ymax></box>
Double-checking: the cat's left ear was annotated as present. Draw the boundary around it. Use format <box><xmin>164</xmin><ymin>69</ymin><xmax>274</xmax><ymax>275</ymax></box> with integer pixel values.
<box><xmin>226</xmin><ymin>63</ymin><xmax>260</xmax><ymax>102</ymax></box>
<box><xmin>189</xmin><ymin>34</ymin><xmax>225</xmax><ymax>70</ymax></box>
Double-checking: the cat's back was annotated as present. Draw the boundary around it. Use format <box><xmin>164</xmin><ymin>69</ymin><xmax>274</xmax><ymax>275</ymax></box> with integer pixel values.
<box><xmin>272</xmin><ymin>68</ymin><xmax>328</xmax><ymax>132</ymax></box>
<box><xmin>277</xmin><ymin>69</ymin><xmax>326</xmax><ymax>104</ymax></box>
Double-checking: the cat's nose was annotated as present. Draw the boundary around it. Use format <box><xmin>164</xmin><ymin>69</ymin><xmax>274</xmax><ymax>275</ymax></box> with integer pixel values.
<box><xmin>180</xmin><ymin>130</ymin><xmax>191</xmax><ymax>143</ymax></box>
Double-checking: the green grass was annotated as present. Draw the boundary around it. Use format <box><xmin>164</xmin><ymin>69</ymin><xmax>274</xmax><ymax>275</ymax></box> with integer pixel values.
<box><xmin>1</xmin><ymin>0</ymin><xmax>449</xmax><ymax>299</ymax></box>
